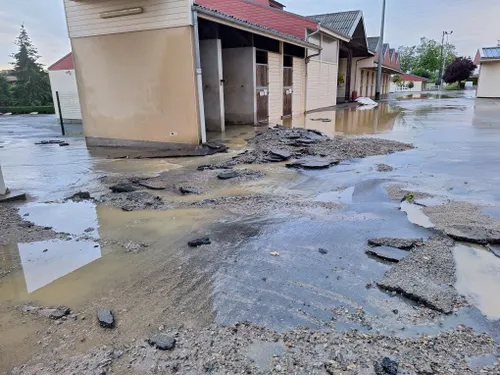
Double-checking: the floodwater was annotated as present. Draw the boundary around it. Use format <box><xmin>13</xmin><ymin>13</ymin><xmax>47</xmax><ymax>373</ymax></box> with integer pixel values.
<box><xmin>1</xmin><ymin>92</ymin><xmax>500</xmax><ymax>371</ymax></box>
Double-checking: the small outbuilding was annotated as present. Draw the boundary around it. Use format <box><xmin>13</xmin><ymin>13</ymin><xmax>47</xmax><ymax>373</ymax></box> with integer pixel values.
<box><xmin>47</xmin><ymin>53</ymin><xmax>82</xmax><ymax>122</ymax></box>
<box><xmin>390</xmin><ymin>73</ymin><xmax>428</xmax><ymax>93</ymax></box>
<box><xmin>476</xmin><ymin>46</ymin><xmax>500</xmax><ymax>98</ymax></box>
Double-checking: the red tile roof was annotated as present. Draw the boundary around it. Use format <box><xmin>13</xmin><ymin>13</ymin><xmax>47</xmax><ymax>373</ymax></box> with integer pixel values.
<box><xmin>48</xmin><ymin>53</ymin><xmax>74</xmax><ymax>71</ymax></box>
<box><xmin>400</xmin><ymin>73</ymin><xmax>428</xmax><ymax>82</ymax></box>
<box><xmin>195</xmin><ymin>0</ymin><xmax>317</xmax><ymax>40</ymax></box>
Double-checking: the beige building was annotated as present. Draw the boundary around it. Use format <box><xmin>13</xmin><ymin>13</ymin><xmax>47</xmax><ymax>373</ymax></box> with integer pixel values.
<box><xmin>476</xmin><ymin>46</ymin><xmax>500</xmax><ymax>98</ymax></box>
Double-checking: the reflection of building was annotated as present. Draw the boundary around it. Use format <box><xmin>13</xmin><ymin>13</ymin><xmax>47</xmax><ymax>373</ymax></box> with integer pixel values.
<box><xmin>334</xmin><ymin>104</ymin><xmax>399</xmax><ymax>135</ymax></box>
<box><xmin>475</xmin><ymin>46</ymin><xmax>500</xmax><ymax>98</ymax></box>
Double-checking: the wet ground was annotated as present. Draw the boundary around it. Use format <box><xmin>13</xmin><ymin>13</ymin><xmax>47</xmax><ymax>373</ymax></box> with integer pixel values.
<box><xmin>1</xmin><ymin>91</ymin><xmax>500</xmax><ymax>373</ymax></box>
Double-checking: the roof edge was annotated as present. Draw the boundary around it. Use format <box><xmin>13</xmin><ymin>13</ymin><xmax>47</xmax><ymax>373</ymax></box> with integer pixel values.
<box><xmin>48</xmin><ymin>52</ymin><xmax>72</xmax><ymax>71</ymax></box>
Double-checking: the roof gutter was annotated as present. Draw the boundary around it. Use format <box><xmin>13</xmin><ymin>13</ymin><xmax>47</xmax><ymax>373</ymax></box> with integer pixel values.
<box><xmin>305</xmin><ymin>22</ymin><xmax>322</xmax><ymax>63</ymax></box>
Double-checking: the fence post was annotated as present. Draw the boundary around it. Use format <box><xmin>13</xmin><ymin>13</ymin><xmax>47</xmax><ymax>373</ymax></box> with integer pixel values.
<box><xmin>56</xmin><ymin>91</ymin><xmax>65</xmax><ymax>136</ymax></box>
<box><xmin>0</xmin><ymin>164</ymin><xmax>6</xmax><ymax>195</ymax></box>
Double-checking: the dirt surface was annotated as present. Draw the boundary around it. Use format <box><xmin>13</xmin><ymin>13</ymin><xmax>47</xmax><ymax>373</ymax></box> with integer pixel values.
<box><xmin>10</xmin><ymin>323</ymin><xmax>500</xmax><ymax>374</ymax></box>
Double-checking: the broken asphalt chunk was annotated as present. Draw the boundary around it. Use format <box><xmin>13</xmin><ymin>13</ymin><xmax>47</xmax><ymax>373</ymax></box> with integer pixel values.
<box><xmin>367</xmin><ymin>237</ymin><xmax>423</xmax><ymax>250</ymax></box>
<box><xmin>365</xmin><ymin>246</ymin><xmax>408</xmax><ymax>263</ymax></box>
<box><xmin>109</xmin><ymin>183</ymin><xmax>136</xmax><ymax>193</ymax></box>
<box><xmin>217</xmin><ymin>171</ymin><xmax>237</xmax><ymax>180</ymax></box>
<box><xmin>23</xmin><ymin>304</ymin><xmax>71</xmax><ymax>320</ymax></box>
<box><xmin>318</xmin><ymin>248</ymin><xmax>328</xmax><ymax>255</ymax></box>
<box><xmin>148</xmin><ymin>333</ymin><xmax>176</xmax><ymax>350</ymax></box>
<box><xmin>66</xmin><ymin>191</ymin><xmax>92</xmax><ymax>201</ymax></box>
<box><xmin>188</xmin><ymin>237</ymin><xmax>211</xmax><ymax>247</ymax></box>
<box><xmin>286</xmin><ymin>158</ymin><xmax>339</xmax><ymax>170</ymax></box>
<box><xmin>486</xmin><ymin>244</ymin><xmax>500</xmax><ymax>258</ymax></box>
<box><xmin>269</xmin><ymin>149</ymin><xmax>292</xmax><ymax>161</ymax></box>
<box><xmin>97</xmin><ymin>309</ymin><xmax>115</xmax><ymax>328</ymax></box>
<box><xmin>374</xmin><ymin>357</ymin><xmax>399</xmax><ymax>375</ymax></box>
<box><xmin>179</xmin><ymin>186</ymin><xmax>200</xmax><ymax>195</ymax></box>
<box><xmin>444</xmin><ymin>225</ymin><xmax>500</xmax><ymax>245</ymax></box>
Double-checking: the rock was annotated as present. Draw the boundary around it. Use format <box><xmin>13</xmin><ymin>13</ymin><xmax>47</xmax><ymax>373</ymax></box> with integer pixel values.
<box><xmin>365</xmin><ymin>246</ymin><xmax>408</xmax><ymax>263</ymax></box>
<box><xmin>148</xmin><ymin>333</ymin><xmax>176</xmax><ymax>350</ymax></box>
<box><xmin>109</xmin><ymin>183</ymin><xmax>136</xmax><ymax>193</ymax></box>
<box><xmin>269</xmin><ymin>149</ymin><xmax>292</xmax><ymax>160</ymax></box>
<box><xmin>179</xmin><ymin>187</ymin><xmax>200</xmax><ymax>195</ymax></box>
<box><xmin>286</xmin><ymin>158</ymin><xmax>339</xmax><ymax>170</ymax></box>
<box><xmin>368</xmin><ymin>237</ymin><xmax>423</xmax><ymax>250</ymax></box>
<box><xmin>318</xmin><ymin>248</ymin><xmax>328</xmax><ymax>255</ymax></box>
<box><xmin>217</xmin><ymin>171</ymin><xmax>238</xmax><ymax>180</ymax></box>
<box><xmin>444</xmin><ymin>225</ymin><xmax>500</xmax><ymax>245</ymax></box>
<box><xmin>188</xmin><ymin>237</ymin><xmax>211</xmax><ymax>247</ymax></box>
<box><xmin>66</xmin><ymin>191</ymin><xmax>92</xmax><ymax>201</ymax></box>
<box><xmin>487</xmin><ymin>244</ymin><xmax>500</xmax><ymax>258</ymax></box>
<box><xmin>59</xmin><ymin>142</ymin><xmax>70</xmax><ymax>147</ymax></box>
<box><xmin>97</xmin><ymin>309</ymin><xmax>115</xmax><ymax>328</ymax></box>
<box><xmin>374</xmin><ymin>357</ymin><xmax>398</xmax><ymax>375</ymax></box>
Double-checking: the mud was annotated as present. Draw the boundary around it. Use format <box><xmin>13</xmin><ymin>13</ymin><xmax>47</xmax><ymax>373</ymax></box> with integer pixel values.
<box><xmin>10</xmin><ymin>323</ymin><xmax>500</xmax><ymax>375</ymax></box>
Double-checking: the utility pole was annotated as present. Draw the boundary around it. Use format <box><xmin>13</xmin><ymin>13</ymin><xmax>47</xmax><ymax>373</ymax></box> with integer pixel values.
<box><xmin>375</xmin><ymin>0</ymin><xmax>387</xmax><ymax>101</ymax></box>
<box><xmin>438</xmin><ymin>30</ymin><xmax>453</xmax><ymax>87</ymax></box>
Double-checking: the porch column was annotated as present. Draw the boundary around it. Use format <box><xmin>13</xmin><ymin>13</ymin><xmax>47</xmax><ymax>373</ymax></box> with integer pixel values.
<box><xmin>345</xmin><ymin>49</ymin><xmax>353</xmax><ymax>101</ymax></box>
<box><xmin>0</xmin><ymin>165</ymin><xmax>6</xmax><ymax>195</ymax></box>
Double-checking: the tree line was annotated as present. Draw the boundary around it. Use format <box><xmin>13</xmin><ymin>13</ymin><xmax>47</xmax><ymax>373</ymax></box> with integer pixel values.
<box><xmin>0</xmin><ymin>25</ymin><xmax>53</xmax><ymax>108</ymax></box>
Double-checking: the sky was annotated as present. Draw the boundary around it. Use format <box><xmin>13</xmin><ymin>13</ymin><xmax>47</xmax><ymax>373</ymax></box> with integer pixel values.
<box><xmin>0</xmin><ymin>0</ymin><xmax>499</xmax><ymax>70</ymax></box>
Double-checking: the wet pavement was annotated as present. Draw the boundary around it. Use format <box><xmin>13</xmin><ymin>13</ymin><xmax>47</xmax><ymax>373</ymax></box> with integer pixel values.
<box><xmin>1</xmin><ymin>92</ymin><xmax>500</xmax><ymax>371</ymax></box>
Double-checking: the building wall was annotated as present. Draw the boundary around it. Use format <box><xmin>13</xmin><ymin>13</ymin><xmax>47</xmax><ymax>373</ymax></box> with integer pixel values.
<box><xmin>200</xmin><ymin>39</ymin><xmax>224</xmax><ymax>132</ymax></box>
<box><xmin>268</xmin><ymin>51</ymin><xmax>283</xmax><ymax>123</ymax></box>
<box><xmin>222</xmin><ymin>47</ymin><xmax>256</xmax><ymax>124</ymax></box>
<box><xmin>48</xmin><ymin>70</ymin><xmax>82</xmax><ymax>121</ymax></box>
<box><xmin>477</xmin><ymin>61</ymin><xmax>500</xmax><ymax>98</ymax></box>
<box><xmin>306</xmin><ymin>33</ymin><xmax>338</xmax><ymax>111</ymax></box>
<box><xmin>390</xmin><ymin>80</ymin><xmax>424</xmax><ymax>93</ymax></box>
<box><xmin>63</xmin><ymin>0</ymin><xmax>192</xmax><ymax>38</ymax></box>
<box><xmin>292</xmin><ymin>57</ymin><xmax>306</xmax><ymax>117</ymax></box>
<box><xmin>72</xmin><ymin>26</ymin><xmax>200</xmax><ymax>146</ymax></box>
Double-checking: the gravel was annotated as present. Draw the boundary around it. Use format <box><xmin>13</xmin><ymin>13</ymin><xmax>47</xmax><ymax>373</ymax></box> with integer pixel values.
<box><xmin>377</xmin><ymin>235</ymin><xmax>460</xmax><ymax>313</ymax></box>
<box><xmin>376</xmin><ymin>163</ymin><xmax>393</xmax><ymax>172</ymax></box>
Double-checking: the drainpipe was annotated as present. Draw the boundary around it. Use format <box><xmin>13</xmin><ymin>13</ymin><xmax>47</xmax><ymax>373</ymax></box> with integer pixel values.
<box><xmin>304</xmin><ymin>23</ymin><xmax>321</xmax><ymax>113</ymax></box>
<box><xmin>192</xmin><ymin>8</ymin><xmax>207</xmax><ymax>144</ymax></box>
<box><xmin>305</xmin><ymin>22</ymin><xmax>321</xmax><ymax>62</ymax></box>
<box><xmin>0</xmin><ymin>164</ymin><xmax>6</xmax><ymax>195</ymax></box>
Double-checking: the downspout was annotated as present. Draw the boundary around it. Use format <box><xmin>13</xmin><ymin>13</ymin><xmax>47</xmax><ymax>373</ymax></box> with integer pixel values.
<box><xmin>192</xmin><ymin>8</ymin><xmax>207</xmax><ymax>144</ymax></box>
<box><xmin>304</xmin><ymin>22</ymin><xmax>321</xmax><ymax>113</ymax></box>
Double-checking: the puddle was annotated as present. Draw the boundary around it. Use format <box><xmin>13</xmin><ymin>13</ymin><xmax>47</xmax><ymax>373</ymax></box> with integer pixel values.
<box><xmin>19</xmin><ymin>201</ymin><xmax>99</xmax><ymax>236</ymax></box>
<box><xmin>482</xmin><ymin>207</ymin><xmax>500</xmax><ymax>219</ymax></box>
<box><xmin>454</xmin><ymin>243</ymin><xmax>500</xmax><ymax>320</ymax></box>
<box><xmin>400</xmin><ymin>201</ymin><xmax>434</xmax><ymax>228</ymax></box>
<box><xmin>316</xmin><ymin>186</ymin><xmax>354</xmax><ymax>204</ymax></box>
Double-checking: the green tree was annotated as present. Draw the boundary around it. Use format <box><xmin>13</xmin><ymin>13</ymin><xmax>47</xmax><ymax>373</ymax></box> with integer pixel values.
<box><xmin>0</xmin><ymin>75</ymin><xmax>11</xmax><ymax>106</ymax></box>
<box><xmin>10</xmin><ymin>25</ymin><xmax>52</xmax><ymax>106</ymax></box>
<box><xmin>397</xmin><ymin>46</ymin><xmax>416</xmax><ymax>73</ymax></box>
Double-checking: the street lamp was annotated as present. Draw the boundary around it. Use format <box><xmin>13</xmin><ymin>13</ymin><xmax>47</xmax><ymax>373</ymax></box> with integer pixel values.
<box><xmin>439</xmin><ymin>30</ymin><xmax>453</xmax><ymax>87</ymax></box>
<box><xmin>375</xmin><ymin>0</ymin><xmax>387</xmax><ymax>101</ymax></box>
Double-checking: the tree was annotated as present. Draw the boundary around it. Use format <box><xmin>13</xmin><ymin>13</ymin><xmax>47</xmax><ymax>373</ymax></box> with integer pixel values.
<box><xmin>443</xmin><ymin>57</ymin><xmax>476</xmax><ymax>87</ymax></box>
<box><xmin>10</xmin><ymin>25</ymin><xmax>52</xmax><ymax>106</ymax></box>
<box><xmin>0</xmin><ymin>75</ymin><xmax>11</xmax><ymax>106</ymax></box>
<box><xmin>408</xmin><ymin>81</ymin><xmax>415</xmax><ymax>89</ymax></box>
<box><xmin>397</xmin><ymin>46</ymin><xmax>416</xmax><ymax>73</ymax></box>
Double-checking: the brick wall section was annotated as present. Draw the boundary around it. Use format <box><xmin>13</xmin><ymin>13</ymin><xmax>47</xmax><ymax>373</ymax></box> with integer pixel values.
<box><xmin>196</xmin><ymin>0</ymin><xmax>317</xmax><ymax>40</ymax></box>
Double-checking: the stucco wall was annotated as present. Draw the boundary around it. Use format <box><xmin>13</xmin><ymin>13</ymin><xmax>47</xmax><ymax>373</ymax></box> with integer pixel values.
<box><xmin>222</xmin><ymin>47</ymin><xmax>256</xmax><ymax>124</ymax></box>
<box><xmin>200</xmin><ymin>39</ymin><xmax>224</xmax><ymax>132</ymax></box>
<box><xmin>477</xmin><ymin>61</ymin><xmax>500</xmax><ymax>98</ymax></box>
<box><xmin>72</xmin><ymin>26</ymin><xmax>200</xmax><ymax>146</ymax></box>
<box><xmin>292</xmin><ymin>57</ymin><xmax>306</xmax><ymax>117</ymax></box>
<box><xmin>268</xmin><ymin>51</ymin><xmax>283</xmax><ymax>123</ymax></box>
<box><xmin>63</xmin><ymin>0</ymin><xmax>192</xmax><ymax>38</ymax></box>
<box><xmin>49</xmin><ymin>70</ymin><xmax>82</xmax><ymax>121</ymax></box>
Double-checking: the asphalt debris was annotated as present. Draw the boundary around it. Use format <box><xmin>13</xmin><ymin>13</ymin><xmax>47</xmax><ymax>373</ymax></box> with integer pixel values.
<box><xmin>97</xmin><ymin>309</ymin><xmax>115</xmax><ymax>328</ymax></box>
<box><xmin>368</xmin><ymin>237</ymin><xmax>423</xmax><ymax>250</ymax></box>
<box><xmin>376</xmin><ymin>163</ymin><xmax>393</xmax><ymax>172</ymax></box>
<box><xmin>217</xmin><ymin>170</ymin><xmax>238</xmax><ymax>180</ymax></box>
<box><xmin>374</xmin><ymin>357</ymin><xmax>399</xmax><ymax>375</ymax></box>
<box><xmin>148</xmin><ymin>334</ymin><xmax>176</xmax><ymax>351</ymax></box>
<box><xmin>22</xmin><ymin>304</ymin><xmax>71</xmax><ymax>320</ymax></box>
<box><xmin>366</xmin><ymin>246</ymin><xmax>408</xmax><ymax>263</ymax></box>
<box><xmin>109</xmin><ymin>183</ymin><xmax>136</xmax><ymax>193</ymax></box>
<box><xmin>188</xmin><ymin>237</ymin><xmax>211</xmax><ymax>247</ymax></box>
<box><xmin>65</xmin><ymin>191</ymin><xmax>92</xmax><ymax>201</ymax></box>
<box><xmin>318</xmin><ymin>248</ymin><xmax>328</xmax><ymax>255</ymax></box>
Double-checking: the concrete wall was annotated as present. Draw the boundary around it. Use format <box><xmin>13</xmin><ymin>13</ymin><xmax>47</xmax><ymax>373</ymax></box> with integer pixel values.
<box><xmin>63</xmin><ymin>0</ymin><xmax>192</xmax><ymax>38</ymax></box>
<box><xmin>49</xmin><ymin>70</ymin><xmax>82</xmax><ymax>121</ymax></box>
<box><xmin>222</xmin><ymin>47</ymin><xmax>256</xmax><ymax>124</ymax></box>
<box><xmin>268</xmin><ymin>51</ymin><xmax>283</xmax><ymax>123</ymax></box>
<box><xmin>477</xmin><ymin>61</ymin><xmax>500</xmax><ymax>98</ymax></box>
<box><xmin>306</xmin><ymin>32</ymin><xmax>338</xmax><ymax>111</ymax></box>
<box><xmin>292</xmin><ymin>57</ymin><xmax>306</xmax><ymax>117</ymax></box>
<box><xmin>200</xmin><ymin>39</ymin><xmax>224</xmax><ymax>132</ymax></box>
<box><xmin>72</xmin><ymin>26</ymin><xmax>200</xmax><ymax>146</ymax></box>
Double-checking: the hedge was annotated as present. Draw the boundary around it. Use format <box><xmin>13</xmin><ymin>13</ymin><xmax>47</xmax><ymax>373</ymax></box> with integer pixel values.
<box><xmin>0</xmin><ymin>106</ymin><xmax>55</xmax><ymax>115</ymax></box>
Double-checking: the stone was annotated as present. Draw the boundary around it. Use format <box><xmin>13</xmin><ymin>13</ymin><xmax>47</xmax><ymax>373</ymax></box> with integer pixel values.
<box><xmin>217</xmin><ymin>171</ymin><xmax>238</xmax><ymax>180</ymax></box>
<box><xmin>374</xmin><ymin>357</ymin><xmax>398</xmax><ymax>375</ymax></box>
<box><xmin>487</xmin><ymin>244</ymin><xmax>500</xmax><ymax>258</ymax></box>
<box><xmin>318</xmin><ymin>248</ymin><xmax>328</xmax><ymax>255</ymax></box>
<box><xmin>269</xmin><ymin>149</ymin><xmax>292</xmax><ymax>160</ymax></box>
<box><xmin>368</xmin><ymin>237</ymin><xmax>423</xmax><ymax>250</ymax></box>
<box><xmin>66</xmin><ymin>191</ymin><xmax>92</xmax><ymax>201</ymax></box>
<box><xmin>188</xmin><ymin>237</ymin><xmax>211</xmax><ymax>247</ymax></box>
<box><xmin>59</xmin><ymin>142</ymin><xmax>70</xmax><ymax>147</ymax></box>
<box><xmin>109</xmin><ymin>183</ymin><xmax>136</xmax><ymax>193</ymax></box>
<box><xmin>179</xmin><ymin>187</ymin><xmax>200</xmax><ymax>195</ymax></box>
<box><xmin>97</xmin><ymin>309</ymin><xmax>115</xmax><ymax>328</ymax></box>
<box><xmin>365</xmin><ymin>246</ymin><xmax>408</xmax><ymax>263</ymax></box>
<box><xmin>148</xmin><ymin>333</ymin><xmax>176</xmax><ymax>350</ymax></box>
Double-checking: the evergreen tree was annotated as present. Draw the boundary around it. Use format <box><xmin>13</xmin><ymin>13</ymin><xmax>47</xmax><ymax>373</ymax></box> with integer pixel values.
<box><xmin>10</xmin><ymin>25</ymin><xmax>52</xmax><ymax>106</ymax></box>
<box><xmin>0</xmin><ymin>75</ymin><xmax>11</xmax><ymax>106</ymax></box>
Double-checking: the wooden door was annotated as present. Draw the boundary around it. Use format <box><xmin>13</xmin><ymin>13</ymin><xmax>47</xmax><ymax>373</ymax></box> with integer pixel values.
<box><xmin>256</xmin><ymin>62</ymin><xmax>269</xmax><ymax>123</ymax></box>
<box><xmin>283</xmin><ymin>66</ymin><xmax>293</xmax><ymax>118</ymax></box>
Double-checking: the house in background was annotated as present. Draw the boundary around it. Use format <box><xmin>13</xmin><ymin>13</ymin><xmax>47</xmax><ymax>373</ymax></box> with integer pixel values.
<box><xmin>390</xmin><ymin>73</ymin><xmax>428</xmax><ymax>93</ymax></box>
<box><xmin>476</xmin><ymin>46</ymin><xmax>500</xmax><ymax>98</ymax></box>
<box><xmin>47</xmin><ymin>53</ymin><xmax>82</xmax><ymax>122</ymax></box>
